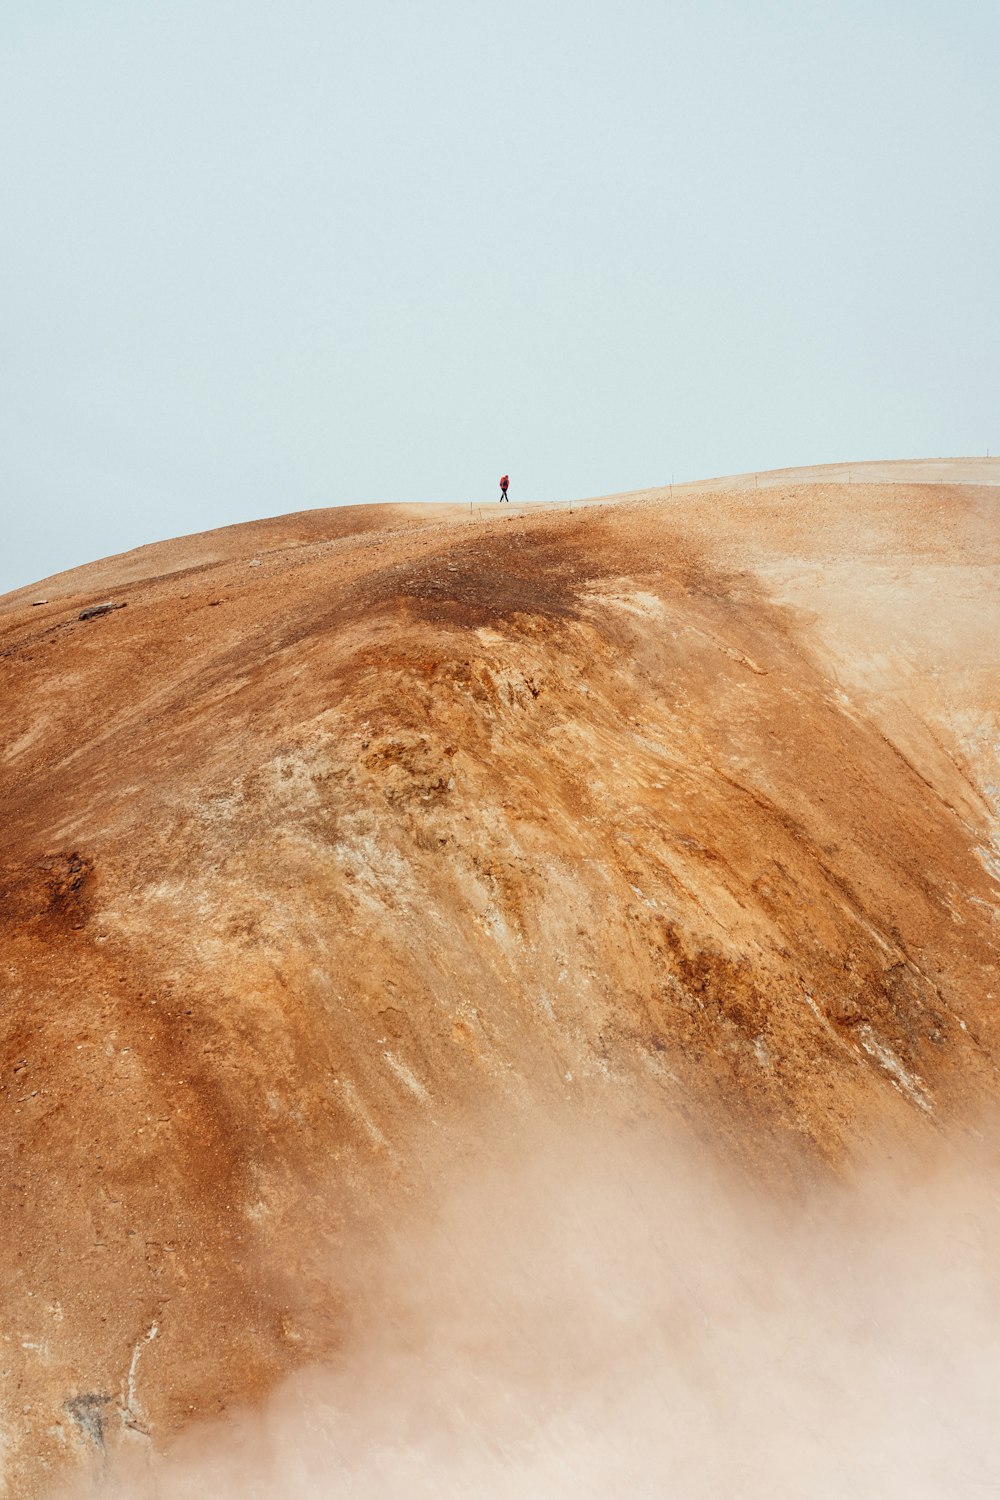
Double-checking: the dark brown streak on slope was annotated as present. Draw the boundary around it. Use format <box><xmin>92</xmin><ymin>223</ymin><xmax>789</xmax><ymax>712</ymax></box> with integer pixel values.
<box><xmin>875</xmin><ymin>727</ymin><xmax>984</xmax><ymax>834</ymax></box>
<box><xmin>357</xmin><ymin>532</ymin><xmax>589</xmax><ymax>629</ymax></box>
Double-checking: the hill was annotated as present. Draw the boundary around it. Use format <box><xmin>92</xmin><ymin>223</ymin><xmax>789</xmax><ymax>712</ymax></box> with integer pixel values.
<box><xmin>2</xmin><ymin>460</ymin><xmax>999</xmax><ymax>1494</ymax></box>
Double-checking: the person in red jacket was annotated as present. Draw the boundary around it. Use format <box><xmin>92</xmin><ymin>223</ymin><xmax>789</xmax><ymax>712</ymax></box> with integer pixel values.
<box><xmin>500</xmin><ymin>474</ymin><xmax>510</xmax><ymax>502</ymax></box>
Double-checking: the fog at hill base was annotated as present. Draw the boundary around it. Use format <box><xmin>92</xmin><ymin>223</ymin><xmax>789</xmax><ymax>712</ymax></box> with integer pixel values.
<box><xmin>56</xmin><ymin>1119</ymin><xmax>1000</xmax><ymax>1500</ymax></box>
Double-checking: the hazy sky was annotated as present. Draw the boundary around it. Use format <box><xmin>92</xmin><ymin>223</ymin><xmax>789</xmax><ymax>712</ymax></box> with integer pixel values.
<box><xmin>2</xmin><ymin>1</ymin><xmax>998</xmax><ymax>592</ymax></box>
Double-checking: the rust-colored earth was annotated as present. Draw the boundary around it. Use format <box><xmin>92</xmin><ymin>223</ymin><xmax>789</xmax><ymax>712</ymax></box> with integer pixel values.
<box><xmin>2</xmin><ymin>459</ymin><xmax>999</xmax><ymax>1495</ymax></box>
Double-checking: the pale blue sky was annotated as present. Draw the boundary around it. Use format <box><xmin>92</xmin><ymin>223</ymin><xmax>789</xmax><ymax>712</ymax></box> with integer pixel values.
<box><xmin>2</xmin><ymin>1</ymin><xmax>998</xmax><ymax>592</ymax></box>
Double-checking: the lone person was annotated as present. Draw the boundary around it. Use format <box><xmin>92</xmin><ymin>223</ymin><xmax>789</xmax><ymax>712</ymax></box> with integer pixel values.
<box><xmin>500</xmin><ymin>473</ymin><xmax>510</xmax><ymax>502</ymax></box>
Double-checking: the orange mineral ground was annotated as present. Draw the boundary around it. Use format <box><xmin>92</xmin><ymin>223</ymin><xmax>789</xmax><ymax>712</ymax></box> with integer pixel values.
<box><xmin>2</xmin><ymin>459</ymin><xmax>1000</xmax><ymax>1495</ymax></box>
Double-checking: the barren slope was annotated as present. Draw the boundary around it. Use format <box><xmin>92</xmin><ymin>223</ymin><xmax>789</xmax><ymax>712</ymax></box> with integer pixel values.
<box><xmin>2</xmin><ymin>464</ymin><xmax>999</xmax><ymax>1494</ymax></box>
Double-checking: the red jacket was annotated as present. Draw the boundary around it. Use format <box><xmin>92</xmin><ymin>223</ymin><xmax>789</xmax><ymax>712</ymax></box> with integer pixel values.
<box><xmin>500</xmin><ymin>475</ymin><xmax>509</xmax><ymax>488</ymax></box>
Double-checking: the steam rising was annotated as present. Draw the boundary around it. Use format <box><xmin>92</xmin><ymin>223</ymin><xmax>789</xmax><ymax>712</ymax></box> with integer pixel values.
<box><xmin>60</xmin><ymin>1122</ymin><xmax>1000</xmax><ymax>1498</ymax></box>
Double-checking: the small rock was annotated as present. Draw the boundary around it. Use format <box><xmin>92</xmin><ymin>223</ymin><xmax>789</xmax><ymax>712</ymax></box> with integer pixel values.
<box><xmin>79</xmin><ymin>601</ymin><xmax>127</xmax><ymax>622</ymax></box>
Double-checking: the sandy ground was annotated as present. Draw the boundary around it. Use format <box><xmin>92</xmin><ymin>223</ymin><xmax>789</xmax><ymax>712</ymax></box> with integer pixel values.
<box><xmin>604</xmin><ymin>454</ymin><xmax>1000</xmax><ymax>500</ymax></box>
<box><xmin>2</xmin><ymin>460</ymin><xmax>999</xmax><ymax>1494</ymax></box>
